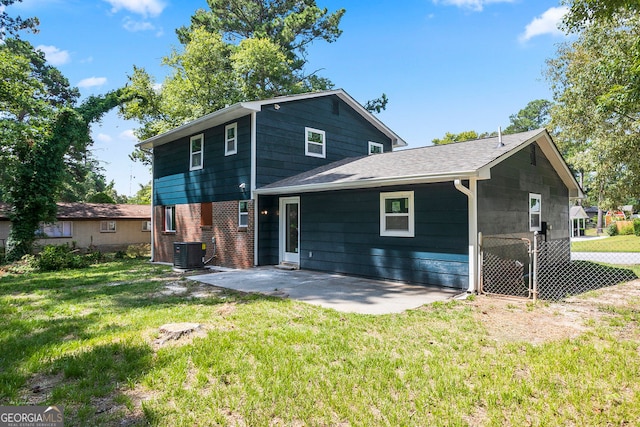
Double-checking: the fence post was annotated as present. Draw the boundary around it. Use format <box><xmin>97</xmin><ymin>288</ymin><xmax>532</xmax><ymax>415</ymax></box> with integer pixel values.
<box><xmin>532</xmin><ymin>232</ymin><xmax>539</xmax><ymax>303</ymax></box>
<box><xmin>478</xmin><ymin>232</ymin><xmax>483</xmax><ymax>294</ymax></box>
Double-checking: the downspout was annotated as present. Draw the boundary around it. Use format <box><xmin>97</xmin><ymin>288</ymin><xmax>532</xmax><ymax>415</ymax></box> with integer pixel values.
<box><xmin>454</xmin><ymin>179</ymin><xmax>478</xmax><ymax>293</ymax></box>
<box><xmin>251</xmin><ymin>111</ymin><xmax>258</xmax><ymax>266</ymax></box>
<box><xmin>142</xmin><ymin>147</ymin><xmax>155</xmax><ymax>262</ymax></box>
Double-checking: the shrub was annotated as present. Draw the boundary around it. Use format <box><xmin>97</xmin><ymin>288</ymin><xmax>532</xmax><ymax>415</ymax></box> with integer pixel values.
<box><xmin>619</xmin><ymin>224</ymin><xmax>635</xmax><ymax>235</ymax></box>
<box><xmin>126</xmin><ymin>243</ymin><xmax>151</xmax><ymax>259</ymax></box>
<box><xmin>606</xmin><ymin>223</ymin><xmax>619</xmax><ymax>236</ymax></box>
<box><xmin>35</xmin><ymin>244</ymin><xmax>90</xmax><ymax>271</ymax></box>
<box><xmin>634</xmin><ymin>218</ymin><xmax>640</xmax><ymax>237</ymax></box>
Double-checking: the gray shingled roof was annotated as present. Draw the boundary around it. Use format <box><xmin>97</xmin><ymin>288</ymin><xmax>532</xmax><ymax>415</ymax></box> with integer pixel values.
<box><xmin>256</xmin><ymin>128</ymin><xmax>550</xmax><ymax>194</ymax></box>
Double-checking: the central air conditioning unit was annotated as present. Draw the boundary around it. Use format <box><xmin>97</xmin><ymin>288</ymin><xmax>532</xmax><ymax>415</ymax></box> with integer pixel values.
<box><xmin>173</xmin><ymin>242</ymin><xmax>206</xmax><ymax>269</ymax></box>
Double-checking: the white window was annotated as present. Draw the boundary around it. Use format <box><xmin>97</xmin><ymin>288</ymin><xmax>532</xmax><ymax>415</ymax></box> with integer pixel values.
<box><xmin>305</xmin><ymin>127</ymin><xmax>326</xmax><ymax>158</ymax></box>
<box><xmin>142</xmin><ymin>220</ymin><xmax>152</xmax><ymax>231</ymax></box>
<box><xmin>164</xmin><ymin>206</ymin><xmax>176</xmax><ymax>232</ymax></box>
<box><xmin>239</xmin><ymin>201</ymin><xmax>249</xmax><ymax>228</ymax></box>
<box><xmin>100</xmin><ymin>220</ymin><xmax>116</xmax><ymax>233</ymax></box>
<box><xmin>529</xmin><ymin>193</ymin><xmax>542</xmax><ymax>232</ymax></box>
<box><xmin>380</xmin><ymin>191</ymin><xmax>414</xmax><ymax>237</ymax></box>
<box><xmin>368</xmin><ymin>141</ymin><xmax>384</xmax><ymax>155</ymax></box>
<box><xmin>38</xmin><ymin>221</ymin><xmax>73</xmax><ymax>238</ymax></box>
<box><xmin>190</xmin><ymin>134</ymin><xmax>204</xmax><ymax>170</ymax></box>
<box><xmin>225</xmin><ymin>123</ymin><xmax>237</xmax><ymax>156</ymax></box>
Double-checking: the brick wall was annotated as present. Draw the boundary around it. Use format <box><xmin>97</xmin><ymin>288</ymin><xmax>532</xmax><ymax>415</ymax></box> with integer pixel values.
<box><xmin>154</xmin><ymin>201</ymin><xmax>254</xmax><ymax>269</ymax></box>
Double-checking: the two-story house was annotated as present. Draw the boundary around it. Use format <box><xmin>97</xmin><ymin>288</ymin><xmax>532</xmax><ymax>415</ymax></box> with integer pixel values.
<box><xmin>139</xmin><ymin>89</ymin><xmax>582</xmax><ymax>292</ymax></box>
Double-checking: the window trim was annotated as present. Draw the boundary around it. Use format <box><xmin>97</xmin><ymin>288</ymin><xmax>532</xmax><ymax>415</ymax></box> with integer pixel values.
<box><xmin>529</xmin><ymin>193</ymin><xmax>542</xmax><ymax>232</ymax></box>
<box><xmin>380</xmin><ymin>191</ymin><xmax>415</xmax><ymax>237</ymax></box>
<box><xmin>238</xmin><ymin>200</ymin><xmax>249</xmax><ymax>228</ymax></box>
<box><xmin>100</xmin><ymin>220</ymin><xmax>117</xmax><ymax>233</ymax></box>
<box><xmin>305</xmin><ymin>127</ymin><xmax>326</xmax><ymax>158</ymax></box>
<box><xmin>164</xmin><ymin>206</ymin><xmax>176</xmax><ymax>233</ymax></box>
<box><xmin>225</xmin><ymin>123</ymin><xmax>238</xmax><ymax>156</ymax></box>
<box><xmin>368</xmin><ymin>141</ymin><xmax>384</xmax><ymax>155</ymax></box>
<box><xmin>189</xmin><ymin>134</ymin><xmax>204</xmax><ymax>171</ymax></box>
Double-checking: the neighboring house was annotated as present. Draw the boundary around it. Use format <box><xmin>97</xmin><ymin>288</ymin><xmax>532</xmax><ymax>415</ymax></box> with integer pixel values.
<box><xmin>570</xmin><ymin>205</ymin><xmax>589</xmax><ymax>237</ymax></box>
<box><xmin>140</xmin><ymin>89</ymin><xmax>582</xmax><ymax>292</ymax></box>
<box><xmin>0</xmin><ymin>203</ymin><xmax>151</xmax><ymax>252</ymax></box>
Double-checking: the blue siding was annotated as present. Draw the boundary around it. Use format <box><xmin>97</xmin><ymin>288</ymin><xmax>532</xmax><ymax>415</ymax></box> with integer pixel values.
<box><xmin>258</xmin><ymin>183</ymin><xmax>469</xmax><ymax>289</ymax></box>
<box><xmin>256</xmin><ymin>95</ymin><xmax>393</xmax><ymax>187</ymax></box>
<box><xmin>153</xmin><ymin>115</ymin><xmax>251</xmax><ymax>205</ymax></box>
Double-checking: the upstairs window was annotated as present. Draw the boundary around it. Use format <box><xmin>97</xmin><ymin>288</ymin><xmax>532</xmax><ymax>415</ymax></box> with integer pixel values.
<box><xmin>239</xmin><ymin>201</ymin><xmax>249</xmax><ymax>228</ymax></box>
<box><xmin>164</xmin><ymin>206</ymin><xmax>176</xmax><ymax>232</ymax></box>
<box><xmin>100</xmin><ymin>220</ymin><xmax>116</xmax><ymax>233</ymax></box>
<box><xmin>368</xmin><ymin>141</ymin><xmax>384</xmax><ymax>155</ymax></box>
<box><xmin>225</xmin><ymin>123</ymin><xmax>237</xmax><ymax>156</ymax></box>
<box><xmin>190</xmin><ymin>134</ymin><xmax>204</xmax><ymax>170</ymax></box>
<box><xmin>529</xmin><ymin>193</ymin><xmax>541</xmax><ymax>232</ymax></box>
<box><xmin>380</xmin><ymin>191</ymin><xmax>414</xmax><ymax>237</ymax></box>
<box><xmin>305</xmin><ymin>127</ymin><xmax>326</xmax><ymax>158</ymax></box>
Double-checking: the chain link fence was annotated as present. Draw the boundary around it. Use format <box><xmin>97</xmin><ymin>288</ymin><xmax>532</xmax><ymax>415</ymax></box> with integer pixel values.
<box><xmin>481</xmin><ymin>230</ymin><xmax>640</xmax><ymax>301</ymax></box>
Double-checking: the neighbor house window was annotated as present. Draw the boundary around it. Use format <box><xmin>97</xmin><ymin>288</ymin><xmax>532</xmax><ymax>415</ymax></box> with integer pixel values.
<box><xmin>100</xmin><ymin>220</ymin><xmax>116</xmax><ymax>233</ymax></box>
<box><xmin>529</xmin><ymin>193</ymin><xmax>541</xmax><ymax>231</ymax></box>
<box><xmin>142</xmin><ymin>220</ymin><xmax>152</xmax><ymax>231</ymax></box>
<box><xmin>380</xmin><ymin>191</ymin><xmax>414</xmax><ymax>237</ymax></box>
<box><xmin>38</xmin><ymin>221</ymin><xmax>72</xmax><ymax>238</ymax></box>
<box><xmin>190</xmin><ymin>134</ymin><xmax>204</xmax><ymax>170</ymax></box>
<box><xmin>368</xmin><ymin>141</ymin><xmax>384</xmax><ymax>155</ymax></box>
<box><xmin>239</xmin><ymin>201</ymin><xmax>249</xmax><ymax>228</ymax></box>
<box><xmin>225</xmin><ymin>123</ymin><xmax>237</xmax><ymax>156</ymax></box>
<box><xmin>305</xmin><ymin>127</ymin><xmax>326</xmax><ymax>158</ymax></box>
<box><xmin>164</xmin><ymin>206</ymin><xmax>176</xmax><ymax>232</ymax></box>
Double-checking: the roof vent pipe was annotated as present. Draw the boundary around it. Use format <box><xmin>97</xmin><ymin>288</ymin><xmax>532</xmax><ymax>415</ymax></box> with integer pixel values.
<box><xmin>496</xmin><ymin>127</ymin><xmax>504</xmax><ymax>148</ymax></box>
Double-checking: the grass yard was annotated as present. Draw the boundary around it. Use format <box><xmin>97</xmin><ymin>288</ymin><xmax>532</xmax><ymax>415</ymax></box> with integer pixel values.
<box><xmin>572</xmin><ymin>234</ymin><xmax>640</xmax><ymax>252</ymax></box>
<box><xmin>1</xmin><ymin>259</ymin><xmax>639</xmax><ymax>426</ymax></box>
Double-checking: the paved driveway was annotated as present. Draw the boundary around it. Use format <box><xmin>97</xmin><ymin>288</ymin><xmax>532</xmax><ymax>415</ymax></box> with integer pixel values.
<box><xmin>188</xmin><ymin>267</ymin><xmax>464</xmax><ymax>315</ymax></box>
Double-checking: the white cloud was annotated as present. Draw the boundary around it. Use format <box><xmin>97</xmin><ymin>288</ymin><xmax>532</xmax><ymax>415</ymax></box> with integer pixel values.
<box><xmin>96</xmin><ymin>133</ymin><xmax>113</xmax><ymax>143</ymax></box>
<box><xmin>123</xmin><ymin>16</ymin><xmax>156</xmax><ymax>32</ymax></box>
<box><xmin>104</xmin><ymin>0</ymin><xmax>166</xmax><ymax>17</ymax></box>
<box><xmin>36</xmin><ymin>45</ymin><xmax>71</xmax><ymax>66</ymax></box>
<box><xmin>520</xmin><ymin>6</ymin><xmax>568</xmax><ymax>42</ymax></box>
<box><xmin>119</xmin><ymin>129</ymin><xmax>137</xmax><ymax>141</ymax></box>
<box><xmin>77</xmin><ymin>76</ymin><xmax>108</xmax><ymax>88</ymax></box>
<box><xmin>433</xmin><ymin>0</ymin><xmax>514</xmax><ymax>12</ymax></box>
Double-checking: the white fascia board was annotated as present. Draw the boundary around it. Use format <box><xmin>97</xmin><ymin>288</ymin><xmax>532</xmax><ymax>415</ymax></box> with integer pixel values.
<box><xmin>254</xmin><ymin>171</ymin><xmax>479</xmax><ymax>195</ymax></box>
<box><xmin>137</xmin><ymin>103</ymin><xmax>260</xmax><ymax>149</ymax></box>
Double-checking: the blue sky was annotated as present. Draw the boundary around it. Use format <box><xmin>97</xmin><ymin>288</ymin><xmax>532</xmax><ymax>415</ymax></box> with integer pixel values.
<box><xmin>8</xmin><ymin>0</ymin><xmax>570</xmax><ymax>196</ymax></box>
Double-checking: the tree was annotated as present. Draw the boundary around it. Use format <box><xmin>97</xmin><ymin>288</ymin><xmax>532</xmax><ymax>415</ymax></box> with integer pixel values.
<box><xmin>0</xmin><ymin>0</ymin><xmax>39</xmax><ymax>40</ymax></box>
<box><xmin>0</xmin><ymin>38</ymin><xmax>131</xmax><ymax>259</ymax></box>
<box><xmin>503</xmin><ymin>99</ymin><xmax>552</xmax><ymax>134</ymax></box>
<box><xmin>547</xmin><ymin>9</ymin><xmax>640</xmax><ymax>230</ymax></box>
<box><xmin>123</xmin><ymin>1</ymin><xmax>389</xmax><ymax>161</ymax></box>
<box><xmin>432</xmin><ymin>130</ymin><xmax>485</xmax><ymax>145</ymax></box>
<box><xmin>128</xmin><ymin>182</ymin><xmax>152</xmax><ymax>205</ymax></box>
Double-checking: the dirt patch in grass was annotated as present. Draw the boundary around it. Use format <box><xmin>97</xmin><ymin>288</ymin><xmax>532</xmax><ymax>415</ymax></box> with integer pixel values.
<box><xmin>469</xmin><ymin>279</ymin><xmax>640</xmax><ymax>344</ymax></box>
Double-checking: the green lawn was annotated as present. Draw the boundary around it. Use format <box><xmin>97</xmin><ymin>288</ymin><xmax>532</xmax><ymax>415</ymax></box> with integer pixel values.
<box><xmin>572</xmin><ymin>234</ymin><xmax>640</xmax><ymax>252</ymax></box>
<box><xmin>1</xmin><ymin>259</ymin><xmax>639</xmax><ymax>426</ymax></box>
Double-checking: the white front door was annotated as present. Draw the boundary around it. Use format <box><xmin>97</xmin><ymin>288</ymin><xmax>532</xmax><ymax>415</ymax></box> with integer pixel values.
<box><xmin>279</xmin><ymin>197</ymin><xmax>300</xmax><ymax>264</ymax></box>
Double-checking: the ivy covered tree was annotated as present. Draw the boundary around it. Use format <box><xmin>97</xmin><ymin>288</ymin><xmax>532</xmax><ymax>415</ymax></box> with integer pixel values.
<box><xmin>0</xmin><ymin>37</ymin><xmax>131</xmax><ymax>259</ymax></box>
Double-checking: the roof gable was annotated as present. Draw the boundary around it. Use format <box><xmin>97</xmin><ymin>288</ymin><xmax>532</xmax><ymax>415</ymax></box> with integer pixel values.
<box><xmin>137</xmin><ymin>89</ymin><xmax>406</xmax><ymax>150</ymax></box>
<box><xmin>255</xmin><ymin>129</ymin><xmax>583</xmax><ymax>198</ymax></box>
